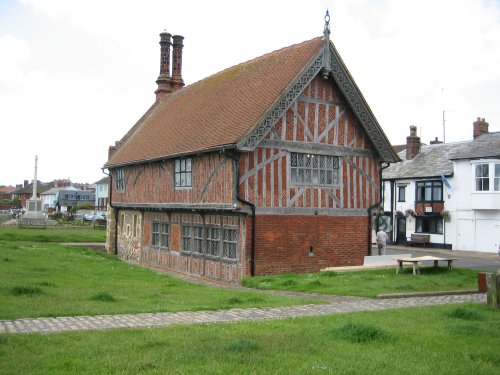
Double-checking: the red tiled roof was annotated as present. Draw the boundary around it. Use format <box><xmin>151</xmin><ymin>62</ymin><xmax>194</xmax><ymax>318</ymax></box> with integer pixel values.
<box><xmin>0</xmin><ymin>186</ymin><xmax>15</xmax><ymax>194</ymax></box>
<box><xmin>106</xmin><ymin>37</ymin><xmax>324</xmax><ymax>167</ymax></box>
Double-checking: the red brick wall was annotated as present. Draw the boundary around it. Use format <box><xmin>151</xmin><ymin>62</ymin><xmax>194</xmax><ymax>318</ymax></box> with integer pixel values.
<box><xmin>245</xmin><ymin>214</ymin><xmax>367</xmax><ymax>276</ymax></box>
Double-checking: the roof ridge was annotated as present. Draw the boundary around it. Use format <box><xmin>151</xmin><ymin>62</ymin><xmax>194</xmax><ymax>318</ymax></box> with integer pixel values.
<box><xmin>186</xmin><ymin>37</ymin><xmax>323</xmax><ymax>89</ymax></box>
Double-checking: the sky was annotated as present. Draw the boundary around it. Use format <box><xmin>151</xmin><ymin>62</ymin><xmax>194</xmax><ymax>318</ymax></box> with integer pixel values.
<box><xmin>1</xmin><ymin>0</ymin><xmax>499</xmax><ymax>187</ymax></box>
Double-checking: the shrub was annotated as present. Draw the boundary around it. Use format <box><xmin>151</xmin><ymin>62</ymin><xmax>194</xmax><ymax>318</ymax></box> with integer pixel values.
<box><xmin>335</xmin><ymin>322</ymin><xmax>390</xmax><ymax>343</ymax></box>
<box><xmin>446</xmin><ymin>307</ymin><xmax>483</xmax><ymax>321</ymax></box>
<box><xmin>226</xmin><ymin>339</ymin><xmax>259</xmax><ymax>352</ymax></box>
<box><xmin>90</xmin><ymin>292</ymin><xmax>116</xmax><ymax>302</ymax></box>
<box><xmin>10</xmin><ymin>286</ymin><xmax>43</xmax><ymax>296</ymax></box>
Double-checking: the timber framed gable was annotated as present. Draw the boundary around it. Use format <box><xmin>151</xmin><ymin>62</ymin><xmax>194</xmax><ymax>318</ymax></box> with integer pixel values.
<box><xmin>238</xmin><ymin>74</ymin><xmax>380</xmax><ymax>213</ymax></box>
<box><xmin>237</xmin><ymin>42</ymin><xmax>399</xmax><ymax>164</ymax></box>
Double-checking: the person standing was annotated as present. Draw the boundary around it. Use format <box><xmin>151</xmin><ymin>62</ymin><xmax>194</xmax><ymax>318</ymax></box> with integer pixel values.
<box><xmin>376</xmin><ymin>228</ymin><xmax>388</xmax><ymax>255</ymax></box>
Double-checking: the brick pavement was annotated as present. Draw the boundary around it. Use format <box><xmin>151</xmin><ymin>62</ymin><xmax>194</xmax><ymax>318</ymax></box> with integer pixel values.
<box><xmin>0</xmin><ymin>292</ymin><xmax>485</xmax><ymax>334</ymax></box>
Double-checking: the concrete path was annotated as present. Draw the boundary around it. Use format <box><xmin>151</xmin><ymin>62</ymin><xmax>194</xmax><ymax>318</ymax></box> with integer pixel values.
<box><xmin>0</xmin><ymin>292</ymin><xmax>485</xmax><ymax>334</ymax></box>
<box><xmin>384</xmin><ymin>245</ymin><xmax>500</xmax><ymax>272</ymax></box>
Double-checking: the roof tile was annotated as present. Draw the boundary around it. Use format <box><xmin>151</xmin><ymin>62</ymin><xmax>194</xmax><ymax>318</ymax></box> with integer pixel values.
<box><xmin>106</xmin><ymin>37</ymin><xmax>324</xmax><ymax>167</ymax></box>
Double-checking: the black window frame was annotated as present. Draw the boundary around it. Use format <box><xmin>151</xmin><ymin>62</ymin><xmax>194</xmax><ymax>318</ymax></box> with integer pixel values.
<box><xmin>415</xmin><ymin>216</ymin><xmax>443</xmax><ymax>234</ymax></box>
<box><xmin>397</xmin><ymin>186</ymin><xmax>406</xmax><ymax>202</ymax></box>
<box><xmin>415</xmin><ymin>180</ymin><xmax>442</xmax><ymax>203</ymax></box>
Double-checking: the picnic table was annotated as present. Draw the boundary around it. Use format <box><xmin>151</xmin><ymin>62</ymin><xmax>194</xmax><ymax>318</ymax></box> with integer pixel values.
<box><xmin>395</xmin><ymin>256</ymin><xmax>459</xmax><ymax>275</ymax></box>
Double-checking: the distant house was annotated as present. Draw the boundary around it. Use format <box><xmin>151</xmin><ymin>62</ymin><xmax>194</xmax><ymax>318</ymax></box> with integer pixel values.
<box><xmin>104</xmin><ymin>19</ymin><xmax>399</xmax><ymax>283</ymax></box>
<box><xmin>10</xmin><ymin>181</ymin><xmax>51</xmax><ymax>209</ymax></box>
<box><xmin>0</xmin><ymin>186</ymin><xmax>15</xmax><ymax>202</ymax></box>
<box><xmin>94</xmin><ymin>176</ymin><xmax>109</xmax><ymax>210</ymax></box>
<box><xmin>55</xmin><ymin>187</ymin><xmax>95</xmax><ymax>212</ymax></box>
<box><xmin>382</xmin><ymin>118</ymin><xmax>500</xmax><ymax>253</ymax></box>
<box><xmin>40</xmin><ymin>187</ymin><xmax>63</xmax><ymax>212</ymax></box>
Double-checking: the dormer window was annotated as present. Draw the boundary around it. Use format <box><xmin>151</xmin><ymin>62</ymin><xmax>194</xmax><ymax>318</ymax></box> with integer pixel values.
<box><xmin>175</xmin><ymin>158</ymin><xmax>192</xmax><ymax>188</ymax></box>
<box><xmin>474</xmin><ymin>162</ymin><xmax>500</xmax><ymax>192</ymax></box>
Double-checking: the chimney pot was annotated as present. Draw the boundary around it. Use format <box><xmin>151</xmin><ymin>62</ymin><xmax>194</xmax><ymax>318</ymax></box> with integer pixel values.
<box><xmin>158</xmin><ymin>32</ymin><xmax>172</xmax><ymax>77</ymax></box>
<box><xmin>155</xmin><ymin>31</ymin><xmax>174</xmax><ymax>102</ymax></box>
<box><xmin>171</xmin><ymin>35</ymin><xmax>185</xmax><ymax>89</ymax></box>
<box><xmin>430</xmin><ymin>137</ymin><xmax>443</xmax><ymax>145</ymax></box>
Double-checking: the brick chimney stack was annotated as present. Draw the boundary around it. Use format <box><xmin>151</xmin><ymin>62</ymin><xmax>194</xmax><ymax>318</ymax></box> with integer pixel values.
<box><xmin>406</xmin><ymin>125</ymin><xmax>421</xmax><ymax>160</ymax></box>
<box><xmin>171</xmin><ymin>35</ymin><xmax>185</xmax><ymax>90</ymax></box>
<box><xmin>473</xmin><ymin>117</ymin><xmax>489</xmax><ymax>140</ymax></box>
<box><xmin>155</xmin><ymin>32</ymin><xmax>173</xmax><ymax>102</ymax></box>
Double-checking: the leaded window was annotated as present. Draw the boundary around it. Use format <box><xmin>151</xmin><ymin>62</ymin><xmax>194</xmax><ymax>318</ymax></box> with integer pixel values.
<box><xmin>193</xmin><ymin>225</ymin><xmax>204</xmax><ymax>253</ymax></box>
<box><xmin>160</xmin><ymin>223</ymin><xmax>169</xmax><ymax>250</ymax></box>
<box><xmin>152</xmin><ymin>222</ymin><xmax>160</xmax><ymax>246</ymax></box>
<box><xmin>175</xmin><ymin>158</ymin><xmax>192</xmax><ymax>188</ymax></box>
<box><xmin>223</xmin><ymin>227</ymin><xmax>238</xmax><ymax>259</ymax></box>
<box><xmin>115</xmin><ymin>168</ymin><xmax>125</xmax><ymax>192</ymax></box>
<box><xmin>290</xmin><ymin>152</ymin><xmax>339</xmax><ymax>186</ymax></box>
<box><xmin>152</xmin><ymin>222</ymin><xmax>169</xmax><ymax>250</ymax></box>
<box><xmin>416</xmin><ymin>181</ymin><xmax>442</xmax><ymax>202</ymax></box>
<box><xmin>206</xmin><ymin>226</ymin><xmax>220</xmax><ymax>256</ymax></box>
<box><xmin>181</xmin><ymin>225</ymin><xmax>191</xmax><ymax>251</ymax></box>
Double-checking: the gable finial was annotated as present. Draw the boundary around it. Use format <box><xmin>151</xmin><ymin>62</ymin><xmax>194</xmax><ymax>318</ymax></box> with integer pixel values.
<box><xmin>322</xmin><ymin>10</ymin><xmax>331</xmax><ymax>80</ymax></box>
<box><xmin>324</xmin><ymin>9</ymin><xmax>331</xmax><ymax>35</ymax></box>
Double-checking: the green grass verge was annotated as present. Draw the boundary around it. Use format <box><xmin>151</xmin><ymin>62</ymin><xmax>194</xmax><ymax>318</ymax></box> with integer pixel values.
<box><xmin>0</xmin><ymin>240</ymin><xmax>315</xmax><ymax>320</ymax></box>
<box><xmin>0</xmin><ymin>227</ymin><xmax>106</xmax><ymax>243</ymax></box>
<box><xmin>1</xmin><ymin>303</ymin><xmax>498</xmax><ymax>374</ymax></box>
<box><xmin>242</xmin><ymin>267</ymin><xmax>479</xmax><ymax>298</ymax></box>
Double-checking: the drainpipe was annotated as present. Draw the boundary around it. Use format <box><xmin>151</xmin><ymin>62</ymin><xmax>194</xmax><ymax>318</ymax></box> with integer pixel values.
<box><xmin>225</xmin><ymin>151</ymin><xmax>256</xmax><ymax>277</ymax></box>
<box><xmin>101</xmin><ymin>168</ymin><xmax>118</xmax><ymax>255</ymax></box>
<box><xmin>367</xmin><ymin>162</ymin><xmax>390</xmax><ymax>256</ymax></box>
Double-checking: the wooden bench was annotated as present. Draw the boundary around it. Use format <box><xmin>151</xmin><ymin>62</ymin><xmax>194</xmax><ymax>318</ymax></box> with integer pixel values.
<box><xmin>396</xmin><ymin>256</ymin><xmax>459</xmax><ymax>275</ymax></box>
<box><xmin>409</xmin><ymin>233</ymin><xmax>430</xmax><ymax>247</ymax></box>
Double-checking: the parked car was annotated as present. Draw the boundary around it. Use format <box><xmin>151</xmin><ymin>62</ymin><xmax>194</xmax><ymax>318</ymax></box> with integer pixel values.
<box><xmin>92</xmin><ymin>214</ymin><xmax>106</xmax><ymax>222</ymax></box>
<box><xmin>83</xmin><ymin>213</ymin><xmax>94</xmax><ymax>222</ymax></box>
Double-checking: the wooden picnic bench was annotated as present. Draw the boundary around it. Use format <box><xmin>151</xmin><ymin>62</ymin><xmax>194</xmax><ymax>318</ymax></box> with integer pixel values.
<box><xmin>408</xmin><ymin>233</ymin><xmax>430</xmax><ymax>247</ymax></box>
<box><xmin>396</xmin><ymin>256</ymin><xmax>459</xmax><ymax>275</ymax></box>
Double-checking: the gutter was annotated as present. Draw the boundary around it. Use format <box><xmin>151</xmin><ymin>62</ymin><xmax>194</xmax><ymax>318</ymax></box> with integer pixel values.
<box><xmin>367</xmin><ymin>162</ymin><xmax>390</xmax><ymax>256</ymax></box>
<box><xmin>225</xmin><ymin>151</ymin><xmax>256</xmax><ymax>277</ymax></box>
<box><xmin>101</xmin><ymin>168</ymin><xmax>118</xmax><ymax>255</ymax></box>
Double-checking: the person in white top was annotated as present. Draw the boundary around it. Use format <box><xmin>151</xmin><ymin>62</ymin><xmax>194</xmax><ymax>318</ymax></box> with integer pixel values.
<box><xmin>376</xmin><ymin>228</ymin><xmax>388</xmax><ymax>255</ymax></box>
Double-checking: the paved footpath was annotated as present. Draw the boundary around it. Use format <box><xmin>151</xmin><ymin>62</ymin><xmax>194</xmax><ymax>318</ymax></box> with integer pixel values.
<box><xmin>0</xmin><ymin>292</ymin><xmax>485</xmax><ymax>334</ymax></box>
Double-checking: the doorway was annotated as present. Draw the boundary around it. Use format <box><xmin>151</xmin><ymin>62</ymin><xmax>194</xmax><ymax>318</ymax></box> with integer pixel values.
<box><xmin>396</xmin><ymin>216</ymin><xmax>407</xmax><ymax>244</ymax></box>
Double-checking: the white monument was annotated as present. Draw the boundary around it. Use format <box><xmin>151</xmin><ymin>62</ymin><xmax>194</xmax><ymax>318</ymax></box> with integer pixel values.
<box><xmin>24</xmin><ymin>155</ymin><xmax>44</xmax><ymax>219</ymax></box>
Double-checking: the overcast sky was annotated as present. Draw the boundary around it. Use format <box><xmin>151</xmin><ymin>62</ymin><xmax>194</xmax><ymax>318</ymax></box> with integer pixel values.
<box><xmin>1</xmin><ymin>0</ymin><xmax>499</xmax><ymax>186</ymax></box>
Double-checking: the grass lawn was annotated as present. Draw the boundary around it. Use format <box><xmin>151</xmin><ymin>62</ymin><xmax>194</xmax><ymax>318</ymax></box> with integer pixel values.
<box><xmin>0</xmin><ymin>227</ymin><xmax>106</xmax><ymax>243</ymax></box>
<box><xmin>242</xmin><ymin>267</ymin><xmax>480</xmax><ymax>298</ymax></box>
<box><xmin>0</xmin><ymin>234</ymin><xmax>315</xmax><ymax>320</ymax></box>
<box><xmin>1</xmin><ymin>303</ymin><xmax>499</xmax><ymax>374</ymax></box>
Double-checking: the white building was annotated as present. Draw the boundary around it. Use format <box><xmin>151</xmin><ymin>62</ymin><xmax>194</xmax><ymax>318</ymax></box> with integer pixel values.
<box><xmin>40</xmin><ymin>187</ymin><xmax>63</xmax><ymax>212</ymax></box>
<box><xmin>93</xmin><ymin>176</ymin><xmax>109</xmax><ymax>210</ymax></box>
<box><xmin>382</xmin><ymin>118</ymin><xmax>500</xmax><ymax>253</ymax></box>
